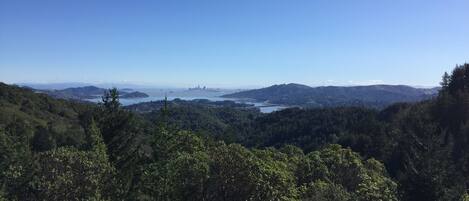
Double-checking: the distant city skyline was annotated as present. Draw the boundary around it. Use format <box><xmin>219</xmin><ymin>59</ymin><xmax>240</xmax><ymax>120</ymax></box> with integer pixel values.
<box><xmin>1</xmin><ymin>0</ymin><xmax>469</xmax><ymax>87</ymax></box>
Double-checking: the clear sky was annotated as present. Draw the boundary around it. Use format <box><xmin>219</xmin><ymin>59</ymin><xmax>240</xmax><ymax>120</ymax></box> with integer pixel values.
<box><xmin>1</xmin><ymin>0</ymin><xmax>468</xmax><ymax>88</ymax></box>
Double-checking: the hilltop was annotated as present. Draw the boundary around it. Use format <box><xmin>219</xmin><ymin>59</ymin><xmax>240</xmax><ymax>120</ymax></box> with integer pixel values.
<box><xmin>33</xmin><ymin>86</ymin><xmax>149</xmax><ymax>100</ymax></box>
<box><xmin>223</xmin><ymin>83</ymin><xmax>439</xmax><ymax>108</ymax></box>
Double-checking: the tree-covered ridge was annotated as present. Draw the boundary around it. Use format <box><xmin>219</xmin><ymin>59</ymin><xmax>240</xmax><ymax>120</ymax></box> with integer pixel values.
<box><xmin>0</xmin><ymin>83</ymin><xmax>92</xmax><ymax>149</ymax></box>
<box><xmin>126</xmin><ymin>99</ymin><xmax>261</xmax><ymax>143</ymax></box>
<box><xmin>0</xmin><ymin>86</ymin><xmax>147</xmax><ymax>200</ymax></box>
<box><xmin>33</xmin><ymin>85</ymin><xmax>149</xmax><ymax>100</ymax></box>
<box><xmin>223</xmin><ymin>83</ymin><xmax>439</xmax><ymax>108</ymax></box>
<box><xmin>125</xmin><ymin>98</ymin><xmax>257</xmax><ymax>113</ymax></box>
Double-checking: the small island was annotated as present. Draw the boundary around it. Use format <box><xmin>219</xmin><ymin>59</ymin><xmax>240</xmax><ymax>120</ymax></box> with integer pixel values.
<box><xmin>120</xmin><ymin>91</ymin><xmax>149</xmax><ymax>99</ymax></box>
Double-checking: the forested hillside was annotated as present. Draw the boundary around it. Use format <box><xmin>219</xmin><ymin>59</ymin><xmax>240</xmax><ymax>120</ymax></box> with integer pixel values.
<box><xmin>126</xmin><ymin>99</ymin><xmax>260</xmax><ymax>142</ymax></box>
<box><xmin>223</xmin><ymin>83</ymin><xmax>438</xmax><ymax>108</ymax></box>
<box><xmin>1</xmin><ymin>63</ymin><xmax>469</xmax><ymax>201</ymax></box>
<box><xmin>33</xmin><ymin>86</ymin><xmax>149</xmax><ymax>100</ymax></box>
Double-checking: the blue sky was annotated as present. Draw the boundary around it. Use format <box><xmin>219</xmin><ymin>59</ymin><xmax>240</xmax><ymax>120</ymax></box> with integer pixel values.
<box><xmin>1</xmin><ymin>0</ymin><xmax>468</xmax><ymax>88</ymax></box>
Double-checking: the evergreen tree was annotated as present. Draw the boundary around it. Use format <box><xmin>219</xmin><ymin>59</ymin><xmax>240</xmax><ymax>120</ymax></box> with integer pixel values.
<box><xmin>95</xmin><ymin>88</ymin><xmax>145</xmax><ymax>200</ymax></box>
<box><xmin>441</xmin><ymin>72</ymin><xmax>450</xmax><ymax>89</ymax></box>
<box><xmin>101</xmin><ymin>88</ymin><xmax>121</xmax><ymax>113</ymax></box>
<box><xmin>85</xmin><ymin>118</ymin><xmax>108</xmax><ymax>156</ymax></box>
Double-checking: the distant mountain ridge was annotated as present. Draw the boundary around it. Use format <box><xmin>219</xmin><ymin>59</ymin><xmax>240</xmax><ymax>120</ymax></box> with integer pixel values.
<box><xmin>33</xmin><ymin>86</ymin><xmax>149</xmax><ymax>100</ymax></box>
<box><xmin>222</xmin><ymin>83</ymin><xmax>440</xmax><ymax>108</ymax></box>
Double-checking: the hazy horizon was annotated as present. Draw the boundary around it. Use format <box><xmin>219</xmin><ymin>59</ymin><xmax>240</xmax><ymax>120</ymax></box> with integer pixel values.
<box><xmin>1</xmin><ymin>0</ymin><xmax>469</xmax><ymax>87</ymax></box>
<box><xmin>13</xmin><ymin>81</ymin><xmax>441</xmax><ymax>90</ymax></box>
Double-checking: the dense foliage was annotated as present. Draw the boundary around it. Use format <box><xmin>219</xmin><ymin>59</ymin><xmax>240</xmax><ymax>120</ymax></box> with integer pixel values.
<box><xmin>126</xmin><ymin>99</ymin><xmax>260</xmax><ymax>143</ymax></box>
<box><xmin>1</xmin><ymin>63</ymin><xmax>469</xmax><ymax>201</ymax></box>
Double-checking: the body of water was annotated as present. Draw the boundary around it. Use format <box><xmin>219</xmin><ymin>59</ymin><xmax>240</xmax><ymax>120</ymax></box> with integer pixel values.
<box><xmin>86</xmin><ymin>88</ymin><xmax>287</xmax><ymax>113</ymax></box>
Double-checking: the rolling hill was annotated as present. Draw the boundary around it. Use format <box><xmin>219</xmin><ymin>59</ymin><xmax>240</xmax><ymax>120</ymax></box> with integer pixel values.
<box><xmin>34</xmin><ymin>86</ymin><xmax>149</xmax><ymax>100</ymax></box>
<box><xmin>223</xmin><ymin>83</ymin><xmax>439</xmax><ymax>108</ymax></box>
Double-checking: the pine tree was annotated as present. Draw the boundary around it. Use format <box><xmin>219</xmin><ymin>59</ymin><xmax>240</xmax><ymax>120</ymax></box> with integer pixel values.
<box><xmin>96</xmin><ymin>88</ymin><xmax>143</xmax><ymax>199</ymax></box>
<box><xmin>101</xmin><ymin>88</ymin><xmax>120</xmax><ymax>112</ymax></box>
<box><xmin>441</xmin><ymin>72</ymin><xmax>450</xmax><ymax>89</ymax></box>
<box><xmin>160</xmin><ymin>95</ymin><xmax>169</xmax><ymax>128</ymax></box>
<box><xmin>85</xmin><ymin>118</ymin><xmax>108</xmax><ymax>160</ymax></box>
